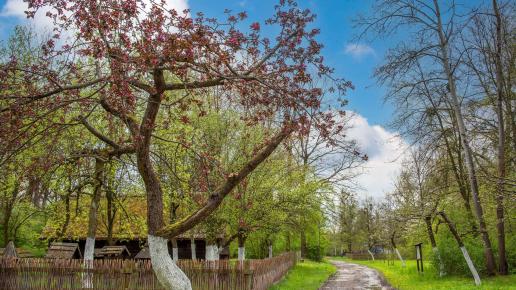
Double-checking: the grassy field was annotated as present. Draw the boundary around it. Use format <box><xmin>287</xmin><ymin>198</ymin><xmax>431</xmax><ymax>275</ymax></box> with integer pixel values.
<box><xmin>269</xmin><ymin>259</ymin><xmax>336</xmax><ymax>290</ymax></box>
<box><xmin>331</xmin><ymin>257</ymin><xmax>516</xmax><ymax>290</ymax></box>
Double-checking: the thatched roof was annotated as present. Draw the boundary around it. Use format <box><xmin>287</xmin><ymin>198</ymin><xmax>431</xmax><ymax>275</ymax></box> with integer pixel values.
<box><xmin>99</xmin><ymin>246</ymin><xmax>131</xmax><ymax>258</ymax></box>
<box><xmin>45</xmin><ymin>242</ymin><xmax>82</xmax><ymax>259</ymax></box>
<box><xmin>1</xmin><ymin>241</ymin><xmax>17</xmax><ymax>258</ymax></box>
<box><xmin>134</xmin><ymin>247</ymin><xmax>150</xmax><ymax>259</ymax></box>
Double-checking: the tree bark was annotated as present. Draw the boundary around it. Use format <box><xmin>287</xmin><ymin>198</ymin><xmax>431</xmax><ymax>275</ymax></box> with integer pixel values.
<box><xmin>190</xmin><ymin>238</ymin><xmax>196</xmax><ymax>260</ymax></box>
<box><xmin>84</xmin><ymin>158</ymin><xmax>105</xmax><ymax>262</ymax></box>
<box><xmin>438</xmin><ymin>211</ymin><xmax>481</xmax><ymax>285</ymax></box>
<box><xmin>433</xmin><ymin>0</ymin><xmax>497</xmax><ymax>275</ymax></box>
<box><xmin>300</xmin><ymin>229</ymin><xmax>307</xmax><ymax>259</ymax></box>
<box><xmin>238</xmin><ymin>233</ymin><xmax>246</xmax><ymax>261</ymax></box>
<box><xmin>492</xmin><ymin>0</ymin><xmax>508</xmax><ymax>275</ymax></box>
<box><xmin>425</xmin><ymin>215</ymin><xmax>444</xmax><ymax>276</ymax></box>
<box><xmin>390</xmin><ymin>233</ymin><xmax>405</xmax><ymax>267</ymax></box>
<box><xmin>2</xmin><ymin>181</ymin><xmax>19</xmax><ymax>247</ymax></box>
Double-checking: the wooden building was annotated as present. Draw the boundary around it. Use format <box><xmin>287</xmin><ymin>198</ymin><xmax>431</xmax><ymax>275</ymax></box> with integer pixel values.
<box><xmin>45</xmin><ymin>242</ymin><xmax>82</xmax><ymax>259</ymax></box>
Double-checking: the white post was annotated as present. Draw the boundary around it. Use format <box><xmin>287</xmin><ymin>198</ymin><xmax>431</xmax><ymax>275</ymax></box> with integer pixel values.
<box><xmin>148</xmin><ymin>235</ymin><xmax>192</xmax><ymax>290</ymax></box>
<box><xmin>460</xmin><ymin>246</ymin><xmax>481</xmax><ymax>286</ymax></box>
<box><xmin>367</xmin><ymin>249</ymin><xmax>375</xmax><ymax>261</ymax></box>
<box><xmin>394</xmin><ymin>248</ymin><xmax>406</xmax><ymax>267</ymax></box>
<box><xmin>268</xmin><ymin>245</ymin><xmax>273</xmax><ymax>258</ymax></box>
<box><xmin>190</xmin><ymin>239</ymin><xmax>196</xmax><ymax>260</ymax></box>
<box><xmin>238</xmin><ymin>247</ymin><xmax>245</xmax><ymax>261</ymax></box>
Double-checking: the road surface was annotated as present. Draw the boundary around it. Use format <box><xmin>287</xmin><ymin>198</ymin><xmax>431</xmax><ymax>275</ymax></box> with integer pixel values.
<box><xmin>319</xmin><ymin>260</ymin><xmax>394</xmax><ymax>290</ymax></box>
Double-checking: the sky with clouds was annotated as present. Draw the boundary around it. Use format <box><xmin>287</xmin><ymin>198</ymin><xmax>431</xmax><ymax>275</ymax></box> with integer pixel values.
<box><xmin>0</xmin><ymin>0</ymin><xmax>412</xmax><ymax>199</ymax></box>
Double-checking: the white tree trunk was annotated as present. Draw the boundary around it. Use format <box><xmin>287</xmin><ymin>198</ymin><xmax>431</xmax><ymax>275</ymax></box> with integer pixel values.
<box><xmin>433</xmin><ymin>247</ymin><xmax>445</xmax><ymax>277</ymax></box>
<box><xmin>238</xmin><ymin>247</ymin><xmax>245</xmax><ymax>261</ymax></box>
<box><xmin>205</xmin><ymin>244</ymin><xmax>219</xmax><ymax>261</ymax></box>
<box><xmin>460</xmin><ymin>246</ymin><xmax>481</xmax><ymax>286</ymax></box>
<box><xmin>367</xmin><ymin>249</ymin><xmax>375</xmax><ymax>261</ymax></box>
<box><xmin>394</xmin><ymin>248</ymin><xmax>405</xmax><ymax>267</ymax></box>
<box><xmin>190</xmin><ymin>239</ymin><xmax>196</xmax><ymax>260</ymax></box>
<box><xmin>268</xmin><ymin>245</ymin><xmax>273</xmax><ymax>258</ymax></box>
<box><xmin>149</xmin><ymin>235</ymin><xmax>191</xmax><ymax>290</ymax></box>
<box><xmin>84</xmin><ymin>237</ymin><xmax>95</xmax><ymax>261</ymax></box>
<box><xmin>82</xmin><ymin>237</ymin><xmax>95</xmax><ymax>288</ymax></box>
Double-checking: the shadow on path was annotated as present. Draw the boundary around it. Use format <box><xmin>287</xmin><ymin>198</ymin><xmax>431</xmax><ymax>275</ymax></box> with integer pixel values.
<box><xmin>319</xmin><ymin>260</ymin><xmax>394</xmax><ymax>290</ymax></box>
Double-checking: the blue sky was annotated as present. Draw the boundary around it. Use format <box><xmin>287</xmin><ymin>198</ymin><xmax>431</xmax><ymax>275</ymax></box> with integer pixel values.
<box><xmin>2</xmin><ymin>0</ymin><xmax>468</xmax><ymax>198</ymax></box>
<box><xmin>0</xmin><ymin>0</ymin><xmax>391</xmax><ymax>126</ymax></box>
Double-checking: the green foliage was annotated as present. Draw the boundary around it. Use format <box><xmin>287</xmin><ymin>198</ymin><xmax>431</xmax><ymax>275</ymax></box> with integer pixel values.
<box><xmin>306</xmin><ymin>245</ymin><xmax>323</xmax><ymax>262</ymax></box>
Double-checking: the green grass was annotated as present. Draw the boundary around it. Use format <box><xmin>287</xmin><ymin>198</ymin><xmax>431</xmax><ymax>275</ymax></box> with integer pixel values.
<box><xmin>330</xmin><ymin>257</ymin><xmax>516</xmax><ymax>290</ymax></box>
<box><xmin>269</xmin><ymin>259</ymin><xmax>336</xmax><ymax>290</ymax></box>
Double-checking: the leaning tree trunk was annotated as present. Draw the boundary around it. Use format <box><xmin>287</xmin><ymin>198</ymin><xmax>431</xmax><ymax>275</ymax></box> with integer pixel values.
<box><xmin>390</xmin><ymin>233</ymin><xmax>405</xmax><ymax>267</ymax></box>
<box><xmin>425</xmin><ymin>215</ymin><xmax>444</xmax><ymax>276</ymax></box>
<box><xmin>367</xmin><ymin>249</ymin><xmax>375</xmax><ymax>261</ymax></box>
<box><xmin>439</xmin><ymin>212</ymin><xmax>481</xmax><ymax>286</ymax></box>
<box><xmin>433</xmin><ymin>0</ymin><xmax>497</xmax><ymax>275</ymax></box>
<box><xmin>492</xmin><ymin>0</ymin><xmax>508</xmax><ymax>275</ymax></box>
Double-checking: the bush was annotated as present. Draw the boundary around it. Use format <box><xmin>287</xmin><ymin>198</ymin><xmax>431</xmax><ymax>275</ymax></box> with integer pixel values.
<box><xmin>436</xmin><ymin>235</ymin><xmax>487</xmax><ymax>276</ymax></box>
<box><xmin>306</xmin><ymin>245</ymin><xmax>323</xmax><ymax>261</ymax></box>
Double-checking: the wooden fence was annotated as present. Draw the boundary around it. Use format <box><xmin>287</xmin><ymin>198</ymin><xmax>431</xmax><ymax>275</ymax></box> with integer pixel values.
<box><xmin>0</xmin><ymin>252</ymin><xmax>296</xmax><ymax>290</ymax></box>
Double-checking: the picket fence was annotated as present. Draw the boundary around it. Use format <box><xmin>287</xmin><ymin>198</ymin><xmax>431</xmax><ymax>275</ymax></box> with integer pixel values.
<box><xmin>0</xmin><ymin>252</ymin><xmax>296</xmax><ymax>290</ymax></box>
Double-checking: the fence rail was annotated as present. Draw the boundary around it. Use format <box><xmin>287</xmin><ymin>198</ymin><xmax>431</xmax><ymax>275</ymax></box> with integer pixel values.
<box><xmin>0</xmin><ymin>252</ymin><xmax>296</xmax><ymax>290</ymax></box>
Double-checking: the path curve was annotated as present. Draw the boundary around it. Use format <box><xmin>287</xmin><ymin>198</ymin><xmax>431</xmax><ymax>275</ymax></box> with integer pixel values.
<box><xmin>319</xmin><ymin>260</ymin><xmax>394</xmax><ymax>290</ymax></box>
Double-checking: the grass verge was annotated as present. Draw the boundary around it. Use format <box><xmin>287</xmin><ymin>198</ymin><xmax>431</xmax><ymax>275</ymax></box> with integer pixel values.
<box><xmin>330</xmin><ymin>257</ymin><xmax>516</xmax><ymax>290</ymax></box>
<box><xmin>269</xmin><ymin>259</ymin><xmax>336</xmax><ymax>290</ymax></box>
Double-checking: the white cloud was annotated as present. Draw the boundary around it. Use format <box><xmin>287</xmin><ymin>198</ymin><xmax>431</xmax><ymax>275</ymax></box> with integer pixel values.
<box><xmin>344</xmin><ymin>43</ymin><xmax>375</xmax><ymax>59</ymax></box>
<box><xmin>1</xmin><ymin>0</ymin><xmax>189</xmax><ymax>33</ymax></box>
<box><xmin>1</xmin><ymin>0</ymin><xmax>54</xmax><ymax>33</ymax></box>
<box><xmin>346</xmin><ymin>112</ymin><xmax>409</xmax><ymax>199</ymax></box>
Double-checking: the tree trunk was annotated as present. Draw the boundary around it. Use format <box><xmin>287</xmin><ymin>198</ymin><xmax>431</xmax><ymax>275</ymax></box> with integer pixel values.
<box><xmin>433</xmin><ymin>0</ymin><xmax>497</xmax><ymax>275</ymax></box>
<box><xmin>106</xmin><ymin>188</ymin><xmax>115</xmax><ymax>246</ymax></box>
<box><xmin>238</xmin><ymin>233</ymin><xmax>246</xmax><ymax>261</ymax></box>
<box><xmin>171</xmin><ymin>238</ymin><xmax>179</xmax><ymax>263</ymax></box>
<box><xmin>2</xmin><ymin>181</ymin><xmax>19</xmax><ymax>247</ymax></box>
<box><xmin>367</xmin><ymin>249</ymin><xmax>375</xmax><ymax>261</ymax></box>
<box><xmin>286</xmin><ymin>232</ymin><xmax>291</xmax><ymax>252</ymax></box>
<box><xmin>425</xmin><ymin>215</ymin><xmax>444</xmax><ymax>276</ymax></box>
<box><xmin>82</xmin><ymin>158</ymin><xmax>105</xmax><ymax>289</ymax></box>
<box><xmin>84</xmin><ymin>158</ymin><xmax>105</xmax><ymax>262</ymax></box>
<box><xmin>58</xmin><ymin>191</ymin><xmax>71</xmax><ymax>239</ymax></box>
<box><xmin>190</xmin><ymin>238</ymin><xmax>196</xmax><ymax>260</ymax></box>
<box><xmin>492</xmin><ymin>0</ymin><xmax>508</xmax><ymax>275</ymax></box>
<box><xmin>438</xmin><ymin>211</ymin><xmax>481</xmax><ymax>285</ymax></box>
<box><xmin>390</xmin><ymin>234</ymin><xmax>405</xmax><ymax>267</ymax></box>
<box><xmin>135</xmin><ymin>72</ymin><xmax>191</xmax><ymax>290</ymax></box>
<box><xmin>267</xmin><ymin>240</ymin><xmax>273</xmax><ymax>259</ymax></box>
<box><xmin>300</xmin><ymin>229</ymin><xmax>307</xmax><ymax>259</ymax></box>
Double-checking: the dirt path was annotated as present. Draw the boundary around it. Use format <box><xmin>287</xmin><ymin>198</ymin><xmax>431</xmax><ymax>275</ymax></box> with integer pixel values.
<box><xmin>319</xmin><ymin>260</ymin><xmax>394</xmax><ymax>290</ymax></box>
